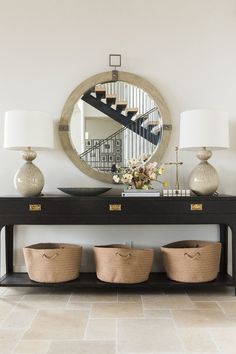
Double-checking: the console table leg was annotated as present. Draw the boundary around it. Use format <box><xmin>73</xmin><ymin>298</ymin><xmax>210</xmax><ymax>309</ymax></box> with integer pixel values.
<box><xmin>229</xmin><ymin>223</ymin><xmax>236</xmax><ymax>295</ymax></box>
<box><xmin>220</xmin><ymin>224</ymin><xmax>228</xmax><ymax>275</ymax></box>
<box><xmin>0</xmin><ymin>225</ymin><xmax>5</xmax><ymax>277</ymax></box>
<box><xmin>5</xmin><ymin>225</ymin><xmax>13</xmax><ymax>274</ymax></box>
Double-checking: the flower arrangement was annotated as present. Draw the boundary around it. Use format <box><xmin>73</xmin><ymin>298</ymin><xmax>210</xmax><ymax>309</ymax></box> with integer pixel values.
<box><xmin>113</xmin><ymin>156</ymin><xmax>167</xmax><ymax>190</ymax></box>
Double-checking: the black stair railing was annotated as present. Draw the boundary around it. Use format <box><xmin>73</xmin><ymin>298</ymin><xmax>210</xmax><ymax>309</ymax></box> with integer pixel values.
<box><xmin>80</xmin><ymin>107</ymin><xmax>159</xmax><ymax>160</ymax></box>
<box><xmin>81</xmin><ymin>90</ymin><xmax>159</xmax><ymax>145</ymax></box>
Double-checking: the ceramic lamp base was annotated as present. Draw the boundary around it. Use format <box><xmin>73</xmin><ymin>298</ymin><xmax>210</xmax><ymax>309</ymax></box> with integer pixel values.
<box><xmin>14</xmin><ymin>149</ymin><xmax>44</xmax><ymax>197</ymax></box>
<box><xmin>189</xmin><ymin>148</ymin><xmax>219</xmax><ymax>196</ymax></box>
<box><xmin>14</xmin><ymin>162</ymin><xmax>44</xmax><ymax>197</ymax></box>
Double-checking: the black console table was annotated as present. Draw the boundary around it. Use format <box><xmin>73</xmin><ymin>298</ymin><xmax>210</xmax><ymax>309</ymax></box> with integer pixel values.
<box><xmin>0</xmin><ymin>195</ymin><xmax>235</xmax><ymax>291</ymax></box>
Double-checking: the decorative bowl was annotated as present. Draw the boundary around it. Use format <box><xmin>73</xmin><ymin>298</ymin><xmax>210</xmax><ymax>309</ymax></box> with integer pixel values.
<box><xmin>58</xmin><ymin>187</ymin><xmax>111</xmax><ymax>197</ymax></box>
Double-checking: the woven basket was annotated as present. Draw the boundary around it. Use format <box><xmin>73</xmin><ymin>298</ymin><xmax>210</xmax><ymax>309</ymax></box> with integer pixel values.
<box><xmin>94</xmin><ymin>244</ymin><xmax>154</xmax><ymax>284</ymax></box>
<box><xmin>23</xmin><ymin>243</ymin><xmax>82</xmax><ymax>283</ymax></box>
<box><xmin>161</xmin><ymin>240</ymin><xmax>221</xmax><ymax>283</ymax></box>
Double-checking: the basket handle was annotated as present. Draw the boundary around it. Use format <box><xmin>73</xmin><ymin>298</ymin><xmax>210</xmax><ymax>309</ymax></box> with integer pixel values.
<box><xmin>184</xmin><ymin>252</ymin><xmax>201</xmax><ymax>260</ymax></box>
<box><xmin>41</xmin><ymin>253</ymin><xmax>59</xmax><ymax>260</ymax></box>
<box><xmin>115</xmin><ymin>252</ymin><xmax>132</xmax><ymax>258</ymax></box>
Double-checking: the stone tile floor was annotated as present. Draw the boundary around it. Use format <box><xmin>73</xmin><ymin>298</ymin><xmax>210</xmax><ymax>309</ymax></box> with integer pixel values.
<box><xmin>0</xmin><ymin>286</ymin><xmax>235</xmax><ymax>353</ymax></box>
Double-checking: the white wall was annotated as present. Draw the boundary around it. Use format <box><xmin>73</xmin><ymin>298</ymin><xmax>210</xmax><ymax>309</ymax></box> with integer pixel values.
<box><xmin>0</xmin><ymin>0</ymin><xmax>236</xmax><ymax>272</ymax></box>
<box><xmin>85</xmin><ymin>117</ymin><xmax>121</xmax><ymax>139</ymax></box>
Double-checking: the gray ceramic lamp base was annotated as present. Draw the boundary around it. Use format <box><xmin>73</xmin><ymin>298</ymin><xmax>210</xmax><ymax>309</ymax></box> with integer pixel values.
<box><xmin>14</xmin><ymin>149</ymin><xmax>44</xmax><ymax>197</ymax></box>
<box><xmin>189</xmin><ymin>148</ymin><xmax>219</xmax><ymax>196</ymax></box>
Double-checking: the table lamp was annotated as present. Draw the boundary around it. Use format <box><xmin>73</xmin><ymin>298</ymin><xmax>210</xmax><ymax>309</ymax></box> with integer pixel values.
<box><xmin>179</xmin><ymin>109</ymin><xmax>229</xmax><ymax>195</ymax></box>
<box><xmin>4</xmin><ymin>110</ymin><xmax>54</xmax><ymax>196</ymax></box>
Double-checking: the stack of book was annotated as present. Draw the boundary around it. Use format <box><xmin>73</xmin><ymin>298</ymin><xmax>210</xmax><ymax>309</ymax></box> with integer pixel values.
<box><xmin>122</xmin><ymin>189</ymin><xmax>161</xmax><ymax>197</ymax></box>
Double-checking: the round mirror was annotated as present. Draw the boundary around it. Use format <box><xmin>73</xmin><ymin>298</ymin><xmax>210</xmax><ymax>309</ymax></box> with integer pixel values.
<box><xmin>59</xmin><ymin>71</ymin><xmax>172</xmax><ymax>183</ymax></box>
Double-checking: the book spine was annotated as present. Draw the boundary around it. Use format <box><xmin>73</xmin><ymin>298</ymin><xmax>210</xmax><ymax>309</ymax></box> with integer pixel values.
<box><xmin>122</xmin><ymin>193</ymin><xmax>160</xmax><ymax>197</ymax></box>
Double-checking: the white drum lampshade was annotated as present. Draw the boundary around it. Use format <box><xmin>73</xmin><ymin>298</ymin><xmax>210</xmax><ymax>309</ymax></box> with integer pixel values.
<box><xmin>179</xmin><ymin>109</ymin><xmax>229</xmax><ymax>195</ymax></box>
<box><xmin>4</xmin><ymin>110</ymin><xmax>54</xmax><ymax>196</ymax></box>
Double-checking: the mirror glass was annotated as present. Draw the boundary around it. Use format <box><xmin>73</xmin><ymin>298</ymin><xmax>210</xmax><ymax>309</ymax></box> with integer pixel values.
<box><xmin>59</xmin><ymin>71</ymin><xmax>172</xmax><ymax>183</ymax></box>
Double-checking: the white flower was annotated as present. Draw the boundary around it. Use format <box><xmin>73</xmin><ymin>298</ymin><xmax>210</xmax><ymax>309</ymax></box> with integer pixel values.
<box><xmin>113</xmin><ymin>157</ymin><xmax>166</xmax><ymax>189</ymax></box>
<box><xmin>121</xmin><ymin>173</ymin><xmax>133</xmax><ymax>184</ymax></box>
<box><xmin>149</xmin><ymin>172</ymin><xmax>156</xmax><ymax>180</ymax></box>
<box><xmin>113</xmin><ymin>175</ymin><xmax>120</xmax><ymax>183</ymax></box>
<box><xmin>158</xmin><ymin>165</ymin><xmax>165</xmax><ymax>175</ymax></box>
<box><xmin>148</xmin><ymin>162</ymin><xmax>158</xmax><ymax>170</ymax></box>
<box><xmin>128</xmin><ymin>158</ymin><xmax>139</xmax><ymax>167</ymax></box>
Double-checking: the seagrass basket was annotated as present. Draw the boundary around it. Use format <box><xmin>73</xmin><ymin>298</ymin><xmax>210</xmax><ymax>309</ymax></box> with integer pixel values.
<box><xmin>23</xmin><ymin>243</ymin><xmax>82</xmax><ymax>283</ymax></box>
<box><xmin>94</xmin><ymin>244</ymin><xmax>154</xmax><ymax>284</ymax></box>
<box><xmin>161</xmin><ymin>240</ymin><xmax>221</xmax><ymax>283</ymax></box>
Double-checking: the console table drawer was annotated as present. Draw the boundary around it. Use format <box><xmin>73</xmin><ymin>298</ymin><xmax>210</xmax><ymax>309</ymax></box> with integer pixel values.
<box><xmin>105</xmin><ymin>199</ymin><xmax>236</xmax><ymax>215</ymax></box>
<box><xmin>0</xmin><ymin>197</ymin><xmax>235</xmax><ymax>225</ymax></box>
<box><xmin>0</xmin><ymin>199</ymin><xmax>205</xmax><ymax>216</ymax></box>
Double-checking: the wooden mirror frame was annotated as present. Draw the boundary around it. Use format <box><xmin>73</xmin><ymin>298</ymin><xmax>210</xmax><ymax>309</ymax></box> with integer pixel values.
<box><xmin>59</xmin><ymin>71</ymin><xmax>172</xmax><ymax>183</ymax></box>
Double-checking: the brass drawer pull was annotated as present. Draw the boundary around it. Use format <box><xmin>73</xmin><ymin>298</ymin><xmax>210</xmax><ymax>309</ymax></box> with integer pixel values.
<box><xmin>190</xmin><ymin>203</ymin><xmax>203</xmax><ymax>211</ymax></box>
<box><xmin>29</xmin><ymin>204</ymin><xmax>42</xmax><ymax>211</ymax></box>
<box><xmin>109</xmin><ymin>204</ymin><xmax>122</xmax><ymax>211</ymax></box>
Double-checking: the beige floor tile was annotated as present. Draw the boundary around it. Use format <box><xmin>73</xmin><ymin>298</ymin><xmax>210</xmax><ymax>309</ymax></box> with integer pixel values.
<box><xmin>187</xmin><ymin>287</ymin><xmax>236</xmax><ymax>302</ymax></box>
<box><xmin>16</xmin><ymin>294</ymin><xmax>69</xmax><ymax>309</ymax></box>
<box><xmin>172</xmin><ymin>309</ymin><xmax>236</xmax><ymax>327</ymax></box>
<box><xmin>3</xmin><ymin>288</ymin><xmax>50</xmax><ymax>296</ymax></box>
<box><xmin>0</xmin><ymin>301</ymin><xmax>16</xmax><ymax>322</ymax></box>
<box><xmin>1</xmin><ymin>295</ymin><xmax>23</xmax><ymax>302</ymax></box>
<box><xmin>91</xmin><ymin>302</ymin><xmax>143</xmax><ymax>318</ymax></box>
<box><xmin>49</xmin><ymin>289</ymin><xmax>72</xmax><ymax>295</ymax></box>
<box><xmin>177</xmin><ymin>327</ymin><xmax>218</xmax><ymax>352</ymax></box>
<box><xmin>142</xmin><ymin>293</ymin><xmax>194</xmax><ymax>310</ymax></box>
<box><xmin>48</xmin><ymin>340</ymin><xmax>115</xmax><ymax>354</ymax></box>
<box><xmin>70</xmin><ymin>291</ymin><xmax>117</xmax><ymax>303</ymax></box>
<box><xmin>0</xmin><ymin>288</ymin><xmax>6</xmax><ymax>296</ymax></box>
<box><xmin>188</xmin><ymin>287</ymin><xmax>235</xmax><ymax>295</ymax></box>
<box><xmin>118</xmin><ymin>318</ymin><xmax>183</xmax><ymax>353</ymax></box>
<box><xmin>85</xmin><ymin>319</ymin><xmax>116</xmax><ymax>340</ymax></box>
<box><xmin>210</xmin><ymin>327</ymin><xmax>236</xmax><ymax>353</ymax></box>
<box><xmin>0</xmin><ymin>340</ymin><xmax>19</xmax><ymax>354</ymax></box>
<box><xmin>143</xmin><ymin>309</ymin><xmax>172</xmax><ymax>318</ymax></box>
<box><xmin>218</xmin><ymin>301</ymin><xmax>236</xmax><ymax>317</ymax></box>
<box><xmin>13</xmin><ymin>340</ymin><xmax>50</xmax><ymax>353</ymax></box>
<box><xmin>66</xmin><ymin>302</ymin><xmax>92</xmax><ymax>310</ymax></box>
<box><xmin>1</xmin><ymin>309</ymin><xmax>37</xmax><ymax>329</ymax></box>
<box><xmin>192</xmin><ymin>301</ymin><xmax>222</xmax><ymax>311</ymax></box>
<box><xmin>23</xmin><ymin>309</ymin><xmax>89</xmax><ymax>340</ymax></box>
<box><xmin>190</xmin><ymin>294</ymin><xmax>236</xmax><ymax>302</ymax></box>
<box><xmin>0</xmin><ymin>329</ymin><xmax>23</xmax><ymax>354</ymax></box>
<box><xmin>118</xmin><ymin>292</ymin><xmax>142</xmax><ymax>303</ymax></box>
<box><xmin>0</xmin><ymin>296</ymin><xmax>21</xmax><ymax>305</ymax></box>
